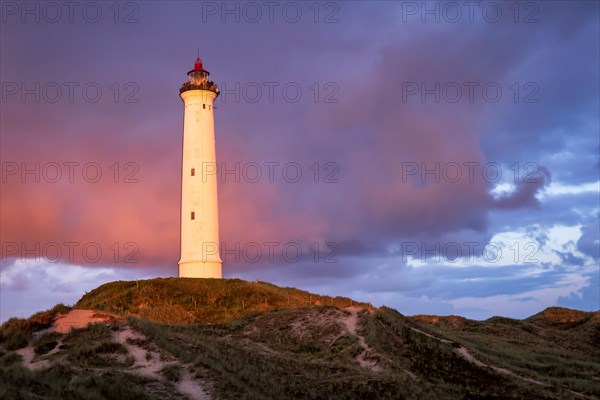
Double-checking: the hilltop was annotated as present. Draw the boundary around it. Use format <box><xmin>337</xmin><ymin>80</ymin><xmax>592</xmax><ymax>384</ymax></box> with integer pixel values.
<box><xmin>1</xmin><ymin>278</ymin><xmax>599</xmax><ymax>399</ymax></box>
<box><xmin>76</xmin><ymin>278</ymin><xmax>369</xmax><ymax>324</ymax></box>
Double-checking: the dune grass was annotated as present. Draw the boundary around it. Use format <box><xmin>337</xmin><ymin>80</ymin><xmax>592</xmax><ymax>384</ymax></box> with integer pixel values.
<box><xmin>129</xmin><ymin>309</ymin><xmax>423</xmax><ymax>400</ymax></box>
<box><xmin>0</xmin><ymin>303</ymin><xmax>72</xmax><ymax>351</ymax></box>
<box><xmin>76</xmin><ymin>277</ymin><xmax>368</xmax><ymax>324</ymax></box>
<box><xmin>1</xmin><ymin>278</ymin><xmax>598</xmax><ymax>399</ymax></box>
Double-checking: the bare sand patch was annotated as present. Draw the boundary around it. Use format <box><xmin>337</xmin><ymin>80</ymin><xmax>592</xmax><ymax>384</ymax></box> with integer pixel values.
<box><xmin>53</xmin><ymin>309</ymin><xmax>116</xmax><ymax>333</ymax></box>
<box><xmin>178</xmin><ymin>368</ymin><xmax>211</xmax><ymax>400</ymax></box>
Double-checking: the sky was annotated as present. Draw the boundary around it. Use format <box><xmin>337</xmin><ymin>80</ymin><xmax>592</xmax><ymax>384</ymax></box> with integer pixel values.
<box><xmin>1</xmin><ymin>1</ymin><xmax>599</xmax><ymax>322</ymax></box>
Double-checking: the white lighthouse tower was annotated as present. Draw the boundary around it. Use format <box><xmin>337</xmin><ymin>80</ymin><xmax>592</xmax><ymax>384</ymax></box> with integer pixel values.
<box><xmin>178</xmin><ymin>55</ymin><xmax>222</xmax><ymax>279</ymax></box>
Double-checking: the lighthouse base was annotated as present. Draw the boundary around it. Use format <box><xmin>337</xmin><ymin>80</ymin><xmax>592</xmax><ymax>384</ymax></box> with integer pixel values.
<box><xmin>178</xmin><ymin>260</ymin><xmax>222</xmax><ymax>279</ymax></box>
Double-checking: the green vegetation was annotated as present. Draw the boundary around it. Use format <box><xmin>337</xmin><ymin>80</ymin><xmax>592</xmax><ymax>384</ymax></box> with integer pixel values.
<box><xmin>0</xmin><ymin>303</ymin><xmax>71</xmax><ymax>351</ymax></box>
<box><xmin>61</xmin><ymin>323</ymin><xmax>130</xmax><ymax>367</ymax></box>
<box><xmin>76</xmin><ymin>278</ymin><xmax>367</xmax><ymax>324</ymax></box>
<box><xmin>0</xmin><ymin>350</ymin><xmax>22</xmax><ymax>367</ymax></box>
<box><xmin>33</xmin><ymin>331</ymin><xmax>61</xmax><ymax>355</ymax></box>
<box><xmin>0</xmin><ymin>328</ymin><xmax>28</xmax><ymax>351</ymax></box>
<box><xmin>160</xmin><ymin>364</ymin><xmax>182</xmax><ymax>382</ymax></box>
<box><xmin>130</xmin><ymin>312</ymin><xmax>422</xmax><ymax>400</ymax></box>
<box><xmin>127</xmin><ymin>303</ymin><xmax>600</xmax><ymax>399</ymax></box>
<box><xmin>0</xmin><ymin>322</ymin><xmax>183</xmax><ymax>400</ymax></box>
<box><xmin>1</xmin><ymin>278</ymin><xmax>598</xmax><ymax>399</ymax></box>
<box><xmin>361</xmin><ymin>307</ymin><xmax>560</xmax><ymax>398</ymax></box>
<box><xmin>408</xmin><ymin>309</ymin><xmax>600</xmax><ymax>397</ymax></box>
<box><xmin>0</xmin><ymin>361</ymin><xmax>155</xmax><ymax>400</ymax></box>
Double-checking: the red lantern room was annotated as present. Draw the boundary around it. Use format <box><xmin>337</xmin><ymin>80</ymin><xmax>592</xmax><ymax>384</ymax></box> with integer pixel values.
<box><xmin>180</xmin><ymin>52</ymin><xmax>219</xmax><ymax>97</ymax></box>
<box><xmin>187</xmin><ymin>56</ymin><xmax>210</xmax><ymax>83</ymax></box>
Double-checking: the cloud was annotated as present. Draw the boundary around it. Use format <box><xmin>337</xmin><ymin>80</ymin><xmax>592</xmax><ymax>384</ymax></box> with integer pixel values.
<box><xmin>0</xmin><ymin>259</ymin><xmax>168</xmax><ymax>323</ymax></box>
<box><xmin>448</xmin><ymin>272</ymin><xmax>592</xmax><ymax>320</ymax></box>
<box><xmin>1</xmin><ymin>2</ymin><xmax>598</xmax><ymax>320</ymax></box>
<box><xmin>577</xmin><ymin>220</ymin><xmax>600</xmax><ymax>261</ymax></box>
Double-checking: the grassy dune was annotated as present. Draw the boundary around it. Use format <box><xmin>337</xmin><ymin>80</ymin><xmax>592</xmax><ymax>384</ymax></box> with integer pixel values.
<box><xmin>1</xmin><ymin>278</ymin><xmax>598</xmax><ymax>399</ymax></box>
<box><xmin>75</xmin><ymin>278</ymin><xmax>368</xmax><ymax>324</ymax></box>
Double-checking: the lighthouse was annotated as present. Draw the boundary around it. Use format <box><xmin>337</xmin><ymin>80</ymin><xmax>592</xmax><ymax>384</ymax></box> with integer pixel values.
<box><xmin>178</xmin><ymin>55</ymin><xmax>222</xmax><ymax>279</ymax></box>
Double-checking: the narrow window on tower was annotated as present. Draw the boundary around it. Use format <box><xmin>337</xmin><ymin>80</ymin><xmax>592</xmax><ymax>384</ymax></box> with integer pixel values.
<box><xmin>203</xmin><ymin>104</ymin><xmax>206</xmax><ymax>109</ymax></box>
<box><xmin>191</xmin><ymin>211</ymin><xmax>195</xmax><ymax>220</ymax></box>
<box><xmin>191</xmin><ymin>168</ymin><xmax>195</xmax><ymax>176</ymax></box>
<box><xmin>209</xmin><ymin>105</ymin><xmax>211</xmax><ymax>110</ymax></box>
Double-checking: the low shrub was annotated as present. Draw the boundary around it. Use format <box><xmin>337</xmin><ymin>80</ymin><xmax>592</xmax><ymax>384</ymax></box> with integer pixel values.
<box><xmin>34</xmin><ymin>331</ymin><xmax>62</xmax><ymax>355</ymax></box>
<box><xmin>2</xmin><ymin>330</ymin><xmax>28</xmax><ymax>351</ymax></box>
<box><xmin>160</xmin><ymin>364</ymin><xmax>182</xmax><ymax>382</ymax></box>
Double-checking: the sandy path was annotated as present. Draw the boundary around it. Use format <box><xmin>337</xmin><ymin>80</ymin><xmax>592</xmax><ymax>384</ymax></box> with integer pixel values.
<box><xmin>410</xmin><ymin>327</ymin><xmax>549</xmax><ymax>387</ymax></box>
<box><xmin>15</xmin><ymin>346</ymin><xmax>50</xmax><ymax>370</ymax></box>
<box><xmin>114</xmin><ymin>325</ymin><xmax>166</xmax><ymax>376</ymax></box>
<box><xmin>342</xmin><ymin>306</ymin><xmax>361</xmax><ymax>333</ymax></box>
<box><xmin>455</xmin><ymin>345</ymin><xmax>594</xmax><ymax>399</ymax></box>
<box><xmin>410</xmin><ymin>327</ymin><xmax>452</xmax><ymax>344</ymax></box>
<box><xmin>342</xmin><ymin>307</ymin><xmax>382</xmax><ymax>372</ymax></box>
<box><xmin>114</xmin><ymin>325</ymin><xmax>211</xmax><ymax>400</ymax></box>
<box><xmin>457</xmin><ymin>346</ymin><xmax>552</xmax><ymax>387</ymax></box>
<box><xmin>15</xmin><ymin>346</ymin><xmax>34</xmax><ymax>367</ymax></box>
<box><xmin>343</xmin><ymin>308</ymin><xmax>417</xmax><ymax>378</ymax></box>
<box><xmin>178</xmin><ymin>368</ymin><xmax>211</xmax><ymax>400</ymax></box>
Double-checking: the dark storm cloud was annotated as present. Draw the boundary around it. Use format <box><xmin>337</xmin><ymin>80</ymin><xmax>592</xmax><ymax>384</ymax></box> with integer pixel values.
<box><xmin>3</xmin><ymin>2</ymin><xmax>593</xmax><ymax>265</ymax></box>
<box><xmin>1</xmin><ymin>1</ymin><xmax>598</xmax><ymax>319</ymax></box>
